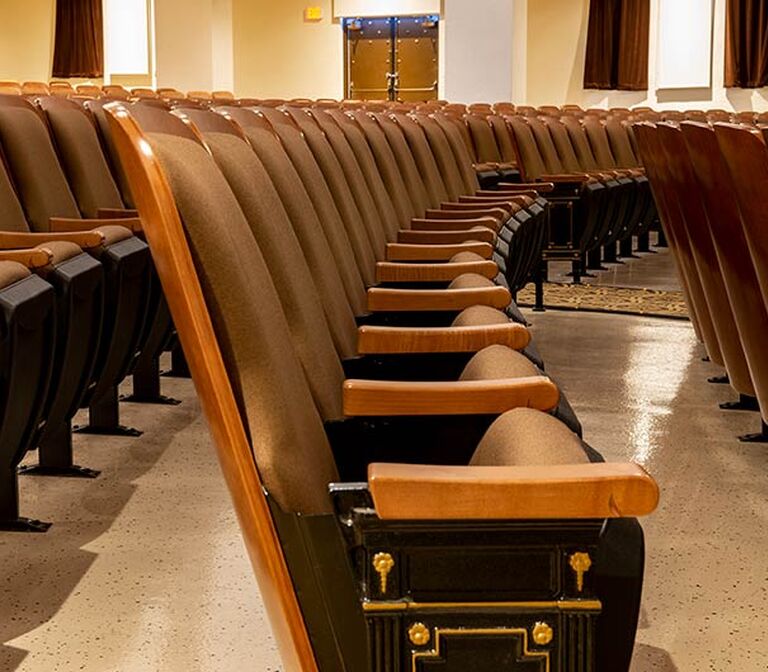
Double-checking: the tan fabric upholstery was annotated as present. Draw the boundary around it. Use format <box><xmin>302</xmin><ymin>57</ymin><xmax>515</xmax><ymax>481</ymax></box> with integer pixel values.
<box><xmin>451</xmin><ymin>304</ymin><xmax>510</xmax><ymax>327</ymax></box>
<box><xmin>0</xmin><ymin>260</ymin><xmax>30</xmax><ymax>289</ymax></box>
<box><xmin>150</xmin><ymin>131</ymin><xmax>339</xmax><ymax>515</ymax></box>
<box><xmin>450</xmin><ymin>250</ymin><xmax>487</xmax><ymax>264</ymax></box>
<box><xmin>225</xmin><ymin>107</ymin><xmax>367</xmax><ymax>316</ymax></box>
<box><xmin>97</xmin><ymin>224</ymin><xmax>133</xmax><ymax>245</ymax></box>
<box><xmin>204</xmin><ymin>130</ymin><xmax>358</xmax><ymax>363</ymax></box>
<box><xmin>39</xmin><ymin>97</ymin><xmax>125</xmax><ymax>218</ymax></box>
<box><xmin>0</xmin><ymin>101</ymin><xmax>81</xmax><ymax>231</ymax></box>
<box><xmin>257</xmin><ymin>107</ymin><xmax>379</xmax><ymax>284</ymax></box>
<box><xmin>35</xmin><ymin>240</ymin><xmax>83</xmax><ymax>265</ymax></box>
<box><xmin>0</xmin><ymin>159</ymin><xmax>31</xmax><ymax>233</ymax></box>
<box><xmin>470</xmin><ymin>408</ymin><xmax>589</xmax><ymax>466</ymax></box>
<box><xmin>459</xmin><ymin>344</ymin><xmax>539</xmax><ymax>381</ymax></box>
<box><xmin>448</xmin><ymin>273</ymin><xmax>496</xmax><ymax>290</ymax></box>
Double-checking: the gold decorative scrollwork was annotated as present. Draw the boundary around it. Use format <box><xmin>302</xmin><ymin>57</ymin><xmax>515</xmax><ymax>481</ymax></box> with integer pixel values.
<box><xmin>408</xmin><ymin>622</ymin><xmax>431</xmax><ymax>646</ymax></box>
<box><xmin>569</xmin><ymin>552</ymin><xmax>592</xmax><ymax>593</ymax></box>
<box><xmin>372</xmin><ymin>552</ymin><xmax>395</xmax><ymax>595</ymax></box>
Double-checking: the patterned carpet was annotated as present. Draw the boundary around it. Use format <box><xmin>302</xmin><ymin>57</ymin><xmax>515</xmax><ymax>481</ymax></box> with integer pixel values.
<box><xmin>516</xmin><ymin>282</ymin><xmax>689</xmax><ymax>320</ymax></box>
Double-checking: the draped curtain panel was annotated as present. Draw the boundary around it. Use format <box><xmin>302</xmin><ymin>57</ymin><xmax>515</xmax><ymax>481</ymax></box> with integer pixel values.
<box><xmin>584</xmin><ymin>0</ymin><xmax>649</xmax><ymax>90</ymax></box>
<box><xmin>725</xmin><ymin>0</ymin><xmax>768</xmax><ymax>88</ymax></box>
<box><xmin>52</xmin><ymin>0</ymin><xmax>104</xmax><ymax>78</ymax></box>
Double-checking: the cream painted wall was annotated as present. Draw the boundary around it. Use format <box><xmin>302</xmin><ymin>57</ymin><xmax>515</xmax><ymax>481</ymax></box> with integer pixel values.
<box><xmin>526</xmin><ymin>0</ymin><xmax>768</xmax><ymax>111</ymax></box>
<box><xmin>441</xmin><ymin>0</ymin><xmax>515</xmax><ymax>103</ymax></box>
<box><xmin>155</xmin><ymin>0</ymin><xmax>215</xmax><ymax>90</ymax></box>
<box><xmin>232</xmin><ymin>0</ymin><xmax>344</xmax><ymax>99</ymax></box>
<box><xmin>0</xmin><ymin>0</ymin><xmax>55</xmax><ymax>82</ymax></box>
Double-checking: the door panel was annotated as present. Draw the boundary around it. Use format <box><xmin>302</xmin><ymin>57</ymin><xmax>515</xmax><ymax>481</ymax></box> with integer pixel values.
<box><xmin>345</xmin><ymin>15</ymin><xmax>439</xmax><ymax>102</ymax></box>
<box><xmin>394</xmin><ymin>16</ymin><xmax>439</xmax><ymax>102</ymax></box>
<box><xmin>346</xmin><ymin>18</ymin><xmax>394</xmax><ymax>100</ymax></box>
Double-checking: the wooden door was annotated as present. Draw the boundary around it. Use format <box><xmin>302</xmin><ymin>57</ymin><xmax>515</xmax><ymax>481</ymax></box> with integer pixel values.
<box><xmin>345</xmin><ymin>16</ymin><xmax>439</xmax><ymax>102</ymax></box>
<box><xmin>394</xmin><ymin>16</ymin><xmax>438</xmax><ymax>102</ymax></box>
<box><xmin>345</xmin><ymin>18</ymin><xmax>394</xmax><ymax>101</ymax></box>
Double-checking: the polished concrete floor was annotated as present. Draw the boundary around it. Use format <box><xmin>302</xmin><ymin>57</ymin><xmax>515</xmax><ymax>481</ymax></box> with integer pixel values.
<box><xmin>2</xmin><ymin>253</ymin><xmax>767</xmax><ymax>671</ymax></box>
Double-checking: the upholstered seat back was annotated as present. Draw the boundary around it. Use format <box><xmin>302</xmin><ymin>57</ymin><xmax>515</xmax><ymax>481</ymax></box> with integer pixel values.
<box><xmin>0</xmin><ymin>96</ymin><xmax>81</xmax><ymax>230</ymax></box>
<box><xmin>221</xmin><ymin>106</ymin><xmax>368</xmax><ymax>314</ymax></box>
<box><xmin>147</xmin><ymin>127</ymin><xmax>340</xmax><ymax>514</ymax></box>
<box><xmin>412</xmin><ymin>113</ymin><xmax>468</xmax><ymax>202</ymax></box>
<box><xmin>465</xmin><ymin>114</ymin><xmax>503</xmax><ymax>163</ymax></box>
<box><xmin>433</xmin><ymin>113</ymin><xmax>483</xmax><ymax>194</ymax></box>
<box><xmin>506</xmin><ymin>117</ymin><xmax>549</xmax><ymax>181</ymax></box>
<box><xmin>39</xmin><ymin>96</ymin><xmax>125</xmax><ymax>218</ymax></box>
<box><xmin>541</xmin><ymin>118</ymin><xmax>585</xmax><ymax>173</ymax></box>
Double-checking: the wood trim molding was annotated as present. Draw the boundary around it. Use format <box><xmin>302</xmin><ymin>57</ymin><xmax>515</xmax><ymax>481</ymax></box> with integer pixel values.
<box><xmin>410</xmin><ymin>216</ymin><xmax>500</xmax><ymax>232</ymax></box>
<box><xmin>343</xmin><ymin>376</ymin><xmax>559</xmax><ymax>416</ymax></box>
<box><xmin>375</xmin><ymin>260</ymin><xmax>497</xmax><ymax>283</ymax></box>
<box><xmin>0</xmin><ymin>247</ymin><xmax>53</xmax><ymax>268</ymax></box>
<box><xmin>0</xmin><ymin>230</ymin><xmax>105</xmax><ymax>250</ymax></box>
<box><xmin>386</xmin><ymin>242</ymin><xmax>493</xmax><ymax>261</ymax></box>
<box><xmin>357</xmin><ymin>323</ymin><xmax>530</xmax><ymax>353</ymax></box>
<box><xmin>397</xmin><ymin>228</ymin><xmax>496</xmax><ymax>244</ymax></box>
<box><xmin>367</xmin><ymin>286</ymin><xmax>511</xmax><ymax>312</ymax></box>
<box><xmin>105</xmin><ymin>104</ymin><xmax>319</xmax><ymax>672</ymax></box>
<box><xmin>368</xmin><ymin>462</ymin><xmax>660</xmax><ymax>520</ymax></box>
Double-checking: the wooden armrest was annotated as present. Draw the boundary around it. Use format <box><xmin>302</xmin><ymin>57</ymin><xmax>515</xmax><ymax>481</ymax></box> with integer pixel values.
<box><xmin>368</xmin><ymin>286</ymin><xmax>510</xmax><ymax>312</ymax></box>
<box><xmin>438</xmin><ymin>203</ymin><xmax>511</xmax><ymax>217</ymax></box>
<box><xmin>343</xmin><ymin>376</ymin><xmax>559</xmax><ymax>416</ymax></box>
<box><xmin>386</xmin><ymin>242</ymin><xmax>493</xmax><ymax>261</ymax></box>
<box><xmin>368</xmin><ymin>462</ymin><xmax>660</xmax><ymax>520</ymax></box>
<box><xmin>49</xmin><ymin>217</ymin><xmax>143</xmax><ymax>234</ymax></box>
<box><xmin>457</xmin><ymin>195</ymin><xmax>519</xmax><ymax>205</ymax></box>
<box><xmin>0</xmin><ymin>248</ymin><xmax>54</xmax><ymax>269</ymax></box>
<box><xmin>426</xmin><ymin>203</ymin><xmax>509</xmax><ymax>222</ymax></box>
<box><xmin>397</xmin><ymin>228</ymin><xmax>495</xmax><ymax>244</ymax></box>
<box><xmin>498</xmin><ymin>182</ymin><xmax>555</xmax><ymax>193</ymax></box>
<box><xmin>540</xmin><ymin>173</ymin><xmax>591</xmax><ymax>185</ymax></box>
<box><xmin>0</xmin><ymin>230</ymin><xmax>105</xmax><ymax>250</ymax></box>
<box><xmin>376</xmin><ymin>260</ymin><xmax>498</xmax><ymax>283</ymax></box>
<box><xmin>96</xmin><ymin>207</ymin><xmax>140</xmax><ymax>219</ymax></box>
<box><xmin>411</xmin><ymin>216</ymin><xmax>500</xmax><ymax>232</ymax></box>
<box><xmin>357</xmin><ymin>323</ymin><xmax>530</xmax><ymax>354</ymax></box>
<box><xmin>483</xmin><ymin>189</ymin><xmax>539</xmax><ymax>200</ymax></box>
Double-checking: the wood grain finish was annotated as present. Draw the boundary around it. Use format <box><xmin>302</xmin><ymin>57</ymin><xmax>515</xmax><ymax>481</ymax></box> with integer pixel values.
<box><xmin>0</xmin><ymin>247</ymin><xmax>53</xmax><ymax>268</ymax></box>
<box><xmin>540</xmin><ymin>173</ymin><xmax>591</xmax><ymax>184</ymax></box>
<box><xmin>498</xmin><ymin>181</ymin><xmax>554</xmax><ymax>193</ymax></box>
<box><xmin>385</xmin><ymin>242</ymin><xmax>493</xmax><ymax>261</ymax></box>
<box><xmin>367</xmin><ymin>286</ymin><xmax>511</xmax><ymax>312</ymax></box>
<box><xmin>438</xmin><ymin>203</ymin><xmax>512</xmax><ymax>216</ymax></box>
<box><xmin>105</xmin><ymin>105</ymin><xmax>318</xmax><ymax>672</ymax></box>
<box><xmin>397</xmin><ymin>228</ymin><xmax>496</xmax><ymax>244</ymax></box>
<box><xmin>96</xmin><ymin>207</ymin><xmax>140</xmax><ymax>219</ymax></box>
<box><xmin>343</xmin><ymin>376</ymin><xmax>559</xmax><ymax>416</ymax></box>
<box><xmin>368</xmin><ymin>462</ymin><xmax>660</xmax><ymax>520</ymax></box>
<box><xmin>0</xmin><ymin>230</ymin><xmax>105</xmax><ymax>250</ymax></box>
<box><xmin>411</xmin><ymin>216</ymin><xmax>500</xmax><ymax>232</ymax></box>
<box><xmin>375</xmin><ymin>260</ymin><xmax>497</xmax><ymax>283</ymax></box>
<box><xmin>49</xmin><ymin>217</ymin><xmax>143</xmax><ymax>234</ymax></box>
<box><xmin>357</xmin><ymin>323</ymin><xmax>530</xmax><ymax>353</ymax></box>
<box><xmin>427</xmin><ymin>206</ymin><xmax>509</xmax><ymax>220</ymax></box>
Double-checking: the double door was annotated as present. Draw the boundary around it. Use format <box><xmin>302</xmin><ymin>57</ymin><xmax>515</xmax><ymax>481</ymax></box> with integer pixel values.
<box><xmin>344</xmin><ymin>16</ymin><xmax>439</xmax><ymax>102</ymax></box>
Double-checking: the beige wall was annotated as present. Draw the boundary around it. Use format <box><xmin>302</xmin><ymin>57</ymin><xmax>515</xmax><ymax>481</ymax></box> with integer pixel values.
<box><xmin>525</xmin><ymin>0</ymin><xmax>768</xmax><ymax>111</ymax></box>
<box><xmin>0</xmin><ymin>0</ymin><xmax>55</xmax><ymax>83</ymax></box>
<box><xmin>233</xmin><ymin>0</ymin><xmax>343</xmax><ymax>99</ymax></box>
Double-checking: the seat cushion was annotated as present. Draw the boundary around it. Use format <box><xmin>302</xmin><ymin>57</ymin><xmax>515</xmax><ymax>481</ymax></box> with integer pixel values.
<box><xmin>460</xmin><ymin>344</ymin><xmax>539</xmax><ymax>381</ymax></box>
<box><xmin>0</xmin><ymin>260</ymin><xmax>30</xmax><ymax>289</ymax></box>
<box><xmin>451</xmin><ymin>304</ymin><xmax>509</xmax><ymax>326</ymax></box>
<box><xmin>95</xmin><ymin>224</ymin><xmax>134</xmax><ymax>245</ymax></box>
<box><xmin>470</xmin><ymin>408</ymin><xmax>590</xmax><ymax>466</ymax></box>
<box><xmin>36</xmin><ymin>240</ymin><xmax>84</xmax><ymax>265</ymax></box>
<box><xmin>449</xmin><ymin>250</ymin><xmax>486</xmax><ymax>264</ymax></box>
<box><xmin>448</xmin><ymin>272</ymin><xmax>496</xmax><ymax>290</ymax></box>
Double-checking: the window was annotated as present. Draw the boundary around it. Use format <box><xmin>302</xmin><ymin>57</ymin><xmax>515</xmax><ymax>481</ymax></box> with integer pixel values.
<box><xmin>657</xmin><ymin>0</ymin><xmax>713</xmax><ymax>89</ymax></box>
<box><xmin>104</xmin><ymin>0</ymin><xmax>153</xmax><ymax>77</ymax></box>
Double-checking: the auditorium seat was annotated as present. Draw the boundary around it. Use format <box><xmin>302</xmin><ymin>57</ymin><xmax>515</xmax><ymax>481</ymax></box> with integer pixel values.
<box><xmin>682</xmin><ymin>122</ymin><xmax>768</xmax><ymax>440</ymax></box>
<box><xmin>22</xmin><ymin>81</ymin><xmax>50</xmax><ymax>96</ymax></box>
<box><xmin>49</xmin><ymin>81</ymin><xmax>74</xmax><ymax>97</ymax></box>
<box><xmin>107</xmin><ymin>103</ymin><xmax>659</xmax><ymax>672</ymax></box>
<box><xmin>0</xmin><ymin>95</ymin><xmax>153</xmax><ymax>436</ymax></box>
<box><xmin>0</xmin><ymin>259</ymin><xmax>57</xmax><ymax>531</ymax></box>
<box><xmin>0</xmin><ymin>81</ymin><xmax>22</xmax><ymax>96</ymax></box>
<box><xmin>38</xmin><ymin>95</ymin><xmax>178</xmax><ymax>405</ymax></box>
<box><xmin>75</xmin><ymin>84</ymin><xmax>102</xmax><ymax>98</ymax></box>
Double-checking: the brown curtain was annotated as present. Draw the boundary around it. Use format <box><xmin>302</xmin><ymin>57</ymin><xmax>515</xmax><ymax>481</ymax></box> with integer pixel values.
<box><xmin>725</xmin><ymin>0</ymin><xmax>768</xmax><ymax>88</ymax></box>
<box><xmin>52</xmin><ymin>0</ymin><xmax>104</xmax><ymax>79</ymax></box>
<box><xmin>584</xmin><ymin>0</ymin><xmax>649</xmax><ymax>90</ymax></box>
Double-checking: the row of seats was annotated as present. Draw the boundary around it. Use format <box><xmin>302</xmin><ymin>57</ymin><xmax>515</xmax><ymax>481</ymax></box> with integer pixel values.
<box><xmin>636</xmin><ymin>121</ymin><xmax>768</xmax><ymax>443</ymax></box>
<box><xmin>36</xmin><ymin>89</ymin><xmax>662</xmax><ymax>671</ymax></box>
<box><xmin>0</xmin><ymin>93</ymin><xmax>185</xmax><ymax>531</ymax></box>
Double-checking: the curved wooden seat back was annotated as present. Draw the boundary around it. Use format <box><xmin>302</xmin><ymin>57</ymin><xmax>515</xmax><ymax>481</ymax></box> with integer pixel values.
<box><xmin>655</xmin><ymin>124</ymin><xmax>753</xmax><ymax>396</ymax></box>
<box><xmin>682</xmin><ymin>122</ymin><xmax>768</xmax><ymax>417</ymax></box>
<box><xmin>716</xmin><ymin>124</ymin><xmax>768</xmax><ymax>326</ymax></box>
<box><xmin>107</xmin><ymin>103</ymin><xmax>336</xmax><ymax>672</ymax></box>
<box><xmin>633</xmin><ymin>124</ymin><xmax>718</xmax><ymax>357</ymax></box>
<box><xmin>464</xmin><ymin>113</ymin><xmax>503</xmax><ymax>164</ymax></box>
